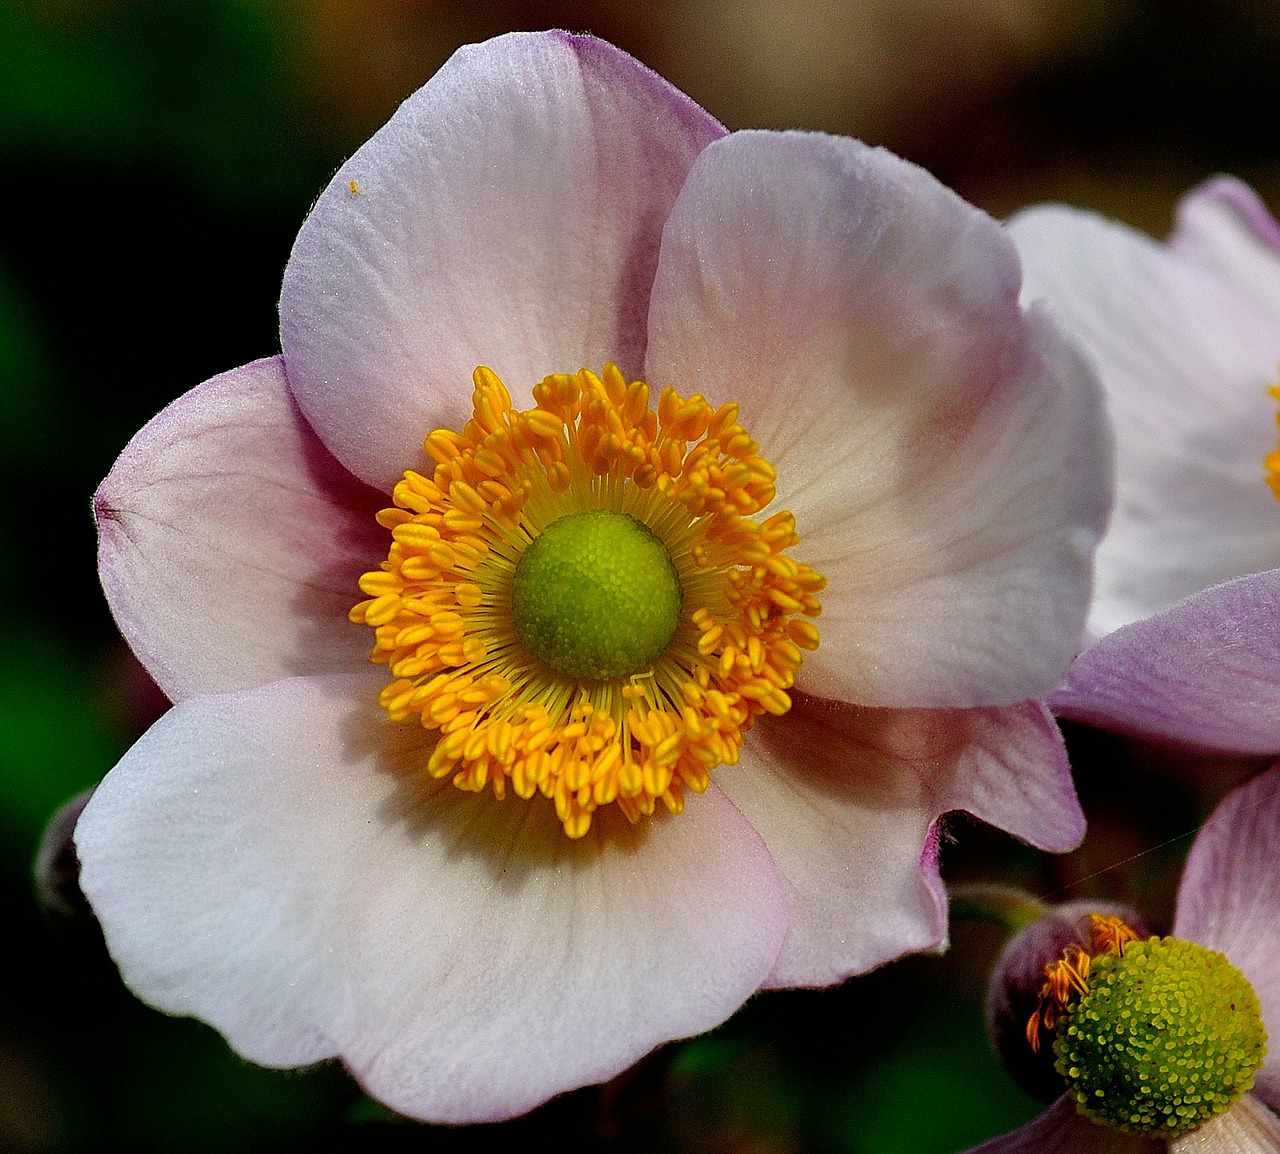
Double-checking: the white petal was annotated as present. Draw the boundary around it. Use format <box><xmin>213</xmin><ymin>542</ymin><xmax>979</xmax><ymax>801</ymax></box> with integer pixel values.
<box><xmin>75</xmin><ymin>673</ymin><xmax>789</xmax><ymax>1122</ymax></box>
<box><xmin>1171</xmin><ymin>176</ymin><xmax>1280</xmax><ymax>319</ymax></box>
<box><xmin>1009</xmin><ymin>204</ymin><xmax>1280</xmax><ymax>636</ymax></box>
<box><xmin>95</xmin><ymin>357</ymin><xmax>385</xmax><ymax>701</ymax></box>
<box><xmin>1171</xmin><ymin>1096</ymin><xmax>1280</xmax><ymax>1153</ymax></box>
<box><xmin>647</xmin><ymin>132</ymin><xmax>1110</xmax><ymax>707</ymax></box>
<box><xmin>280</xmin><ymin>31</ymin><xmax>722</xmax><ymax>490</ymax></box>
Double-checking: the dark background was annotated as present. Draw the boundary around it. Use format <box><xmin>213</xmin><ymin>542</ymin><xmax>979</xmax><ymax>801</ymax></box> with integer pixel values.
<box><xmin>3</xmin><ymin>1</ymin><xmax>1276</xmax><ymax>1149</ymax></box>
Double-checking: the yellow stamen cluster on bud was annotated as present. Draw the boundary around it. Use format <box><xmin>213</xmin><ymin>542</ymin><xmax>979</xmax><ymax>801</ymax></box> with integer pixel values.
<box><xmin>350</xmin><ymin>364</ymin><xmax>824</xmax><ymax>838</ymax></box>
<box><xmin>1027</xmin><ymin>914</ymin><xmax>1140</xmax><ymax>1053</ymax></box>
<box><xmin>1023</xmin><ymin>915</ymin><xmax>1267</xmax><ymax>1139</ymax></box>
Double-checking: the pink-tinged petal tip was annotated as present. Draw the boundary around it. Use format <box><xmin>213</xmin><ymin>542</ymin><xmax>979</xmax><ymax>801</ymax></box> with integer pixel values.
<box><xmin>94</xmin><ymin>357</ymin><xmax>386</xmax><ymax>703</ymax></box>
<box><xmin>1051</xmin><ymin>570</ymin><xmax>1280</xmax><ymax>756</ymax></box>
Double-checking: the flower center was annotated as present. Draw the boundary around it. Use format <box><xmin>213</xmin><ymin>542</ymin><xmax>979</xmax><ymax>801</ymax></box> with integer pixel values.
<box><xmin>511</xmin><ymin>510</ymin><xmax>682</xmax><ymax>681</ymax></box>
<box><xmin>1030</xmin><ymin>917</ymin><xmax>1266</xmax><ymax>1138</ymax></box>
<box><xmin>351</xmin><ymin>364</ymin><xmax>824</xmax><ymax>838</ymax></box>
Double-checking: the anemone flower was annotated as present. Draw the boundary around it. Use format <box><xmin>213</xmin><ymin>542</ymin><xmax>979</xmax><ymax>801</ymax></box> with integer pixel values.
<box><xmin>74</xmin><ymin>31</ymin><xmax>1109</xmax><ymax>1122</ymax></box>
<box><xmin>1006</xmin><ymin>179</ymin><xmax>1280</xmax><ymax>753</ymax></box>
<box><xmin>972</xmin><ymin>764</ymin><xmax>1280</xmax><ymax>1152</ymax></box>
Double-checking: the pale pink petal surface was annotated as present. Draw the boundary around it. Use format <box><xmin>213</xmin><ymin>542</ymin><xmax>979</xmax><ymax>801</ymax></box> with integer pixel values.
<box><xmin>94</xmin><ymin>357</ymin><xmax>385</xmax><ymax>702</ymax></box>
<box><xmin>1050</xmin><ymin>570</ymin><xmax>1280</xmax><ymax>755</ymax></box>
<box><xmin>646</xmin><ymin>131</ymin><xmax>1110</xmax><ymax>708</ymax></box>
<box><xmin>1008</xmin><ymin>205</ymin><xmax>1280</xmax><ymax>637</ymax></box>
<box><xmin>1171</xmin><ymin>1096</ymin><xmax>1280</xmax><ymax>1153</ymax></box>
<box><xmin>75</xmin><ymin>674</ymin><xmax>790</xmax><ymax>1123</ymax></box>
<box><xmin>717</xmin><ymin>694</ymin><xmax>1082</xmax><ymax>989</ymax></box>
<box><xmin>1174</xmin><ymin>764</ymin><xmax>1280</xmax><ymax>1109</ymax></box>
<box><xmin>967</xmin><ymin>1093</ymin><xmax>1161</xmax><ymax>1153</ymax></box>
<box><xmin>1172</xmin><ymin>177</ymin><xmax>1280</xmax><ymax>317</ymax></box>
<box><xmin>280</xmin><ymin>31</ymin><xmax>724</xmax><ymax>491</ymax></box>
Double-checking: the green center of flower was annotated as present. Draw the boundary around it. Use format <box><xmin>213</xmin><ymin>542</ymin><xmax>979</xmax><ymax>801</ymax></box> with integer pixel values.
<box><xmin>511</xmin><ymin>509</ymin><xmax>683</xmax><ymax>681</ymax></box>
<box><xmin>1054</xmin><ymin>937</ymin><xmax>1267</xmax><ymax>1138</ymax></box>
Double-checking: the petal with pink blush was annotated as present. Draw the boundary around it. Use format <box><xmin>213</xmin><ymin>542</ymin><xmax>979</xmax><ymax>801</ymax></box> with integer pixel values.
<box><xmin>280</xmin><ymin>31</ymin><xmax>723</xmax><ymax>490</ymax></box>
<box><xmin>965</xmin><ymin>1095</ymin><xmax>1160</xmax><ymax>1153</ymax></box>
<box><xmin>646</xmin><ymin>132</ymin><xmax>1110</xmax><ymax>707</ymax></box>
<box><xmin>1171</xmin><ymin>176</ymin><xmax>1280</xmax><ymax>319</ymax></box>
<box><xmin>1050</xmin><ymin>570</ymin><xmax>1280</xmax><ymax>756</ymax></box>
<box><xmin>1174</xmin><ymin>765</ymin><xmax>1280</xmax><ymax>1110</ymax></box>
<box><xmin>1009</xmin><ymin>205</ymin><xmax>1280</xmax><ymax>637</ymax></box>
<box><xmin>716</xmin><ymin>694</ymin><xmax>1082</xmax><ymax>989</ymax></box>
<box><xmin>94</xmin><ymin>357</ymin><xmax>385</xmax><ymax>703</ymax></box>
<box><xmin>1170</xmin><ymin>1096</ymin><xmax>1280</xmax><ymax>1153</ymax></box>
<box><xmin>930</xmin><ymin>698</ymin><xmax>1085</xmax><ymax>854</ymax></box>
<box><xmin>74</xmin><ymin>673</ymin><xmax>789</xmax><ymax>1123</ymax></box>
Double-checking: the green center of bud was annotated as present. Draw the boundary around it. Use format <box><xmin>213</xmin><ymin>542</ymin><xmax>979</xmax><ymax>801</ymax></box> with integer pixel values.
<box><xmin>511</xmin><ymin>510</ymin><xmax>682</xmax><ymax>681</ymax></box>
<box><xmin>1054</xmin><ymin>937</ymin><xmax>1267</xmax><ymax>1138</ymax></box>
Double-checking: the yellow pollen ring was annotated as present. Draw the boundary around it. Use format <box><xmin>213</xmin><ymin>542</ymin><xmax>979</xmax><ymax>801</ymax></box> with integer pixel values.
<box><xmin>349</xmin><ymin>363</ymin><xmax>825</xmax><ymax>838</ymax></box>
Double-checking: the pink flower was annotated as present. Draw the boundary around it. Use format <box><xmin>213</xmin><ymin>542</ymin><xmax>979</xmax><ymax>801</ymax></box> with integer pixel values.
<box><xmin>75</xmin><ymin>32</ymin><xmax>1109</xmax><ymax>1122</ymax></box>
<box><xmin>971</xmin><ymin>764</ymin><xmax>1280</xmax><ymax>1153</ymax></box>
<box><xmin>1009</xmin><ymin>180</ymin><xmax>1280</xmax><ymax>754</ymax></box>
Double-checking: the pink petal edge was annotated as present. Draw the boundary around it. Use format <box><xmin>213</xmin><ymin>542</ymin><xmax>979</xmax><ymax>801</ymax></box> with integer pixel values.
<box><xmin>717</xmin><ymin>693</ymin><xmax>1082</xmax><ymax>989</ymax></box>
<box><xmin>1174</xmin><ymin>763</ymin><xmax>1280</xmax><ymax>1109</ymax></box>
<box><xmin>1050</xmin><ymin>570</ymin><xmax>1280</xmax><ymax>756</ymax></box>
<box><xmin>94</xmin><ymin>356</ymin><xmax>385</xmax><ymax>702</ymax></box>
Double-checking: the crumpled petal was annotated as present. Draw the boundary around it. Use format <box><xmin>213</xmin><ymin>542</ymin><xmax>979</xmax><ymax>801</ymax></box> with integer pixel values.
<box><xmin>1050</xmin><ymin>570</ymin><xmax>1280</xmax><ymax>755</ymax></box>
<box><xmin>715</xmin><ymin>692</ymin><xmax>1083</xmax><ymax>989</ymax></box>
<box><xmin>1170</xmin><ymin>1095</ymin><xmax>1280</xmax><ymax>1153</ymax></box>
<box><xmin>280</xmin><ymin>30</ymin><xmax>724</xmax><ymax>490</ymax></box>
<box><xmin>964</xmin><ymin>1094</ymin><xmax>1160</xmax><ymax>1153</ymax></box>
<box><xmin>1174</xmin><ymin>764</ymin><xmax>1280</xmax><ymax>1109</ymax></box>
<box><xmin>1008</xmin><ymin>204</ymin><xmax>1280</xmax><ymax>637</ymax></box>
<box><xmin>1171</xmin><ymin>176</ymin><xmax>1280</xmax><ymax>319</ymax></box>
<box><xmin>94</xmin><ymin>357</ymin><xmax>385</xmax><ymax>702</ymax></box>
<box><xmin>74</xmin><ymin>673</ymin><xmax>790</xmax><ymax>1123</ymax></box>
<box><xmin>646</xmin><ymin>131</ymin><xmax>1110</xmax><ymax>708</ymax></box>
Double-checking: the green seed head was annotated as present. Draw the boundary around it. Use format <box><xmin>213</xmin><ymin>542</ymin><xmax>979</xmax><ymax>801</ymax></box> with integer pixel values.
<box><xmin>1054</xmin><ymin>937</ymin><xmax>1267</xmax><ymax>1138</ymax></box>
<box><xmin>511</xmin><ymin>510</ymin><xmax>682</xmax><ymax>681</ymax></box>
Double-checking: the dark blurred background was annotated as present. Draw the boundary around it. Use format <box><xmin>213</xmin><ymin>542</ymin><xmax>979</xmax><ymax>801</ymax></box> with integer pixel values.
<box><xmin>4</xmin><ymin>1</ymin><xmax>1278</xmax><ymax>1150</ymax></box>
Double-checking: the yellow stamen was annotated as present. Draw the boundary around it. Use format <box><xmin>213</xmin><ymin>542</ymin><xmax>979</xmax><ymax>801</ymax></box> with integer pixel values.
<box><xmin>1266</xmin><ymin>383</ymin><xmax>1280</xmax><ymax>500</ymax></box>
<box><xmin>351</xmin><ymin>364</ymin><xmax>825</xmax><ymax>838</ymax></box>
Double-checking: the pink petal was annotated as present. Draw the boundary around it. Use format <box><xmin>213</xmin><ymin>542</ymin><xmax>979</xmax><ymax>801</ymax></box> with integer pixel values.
<box><xmin>964</xmin><ymin>1094</ymin><xmax>1160</xmax><ymax>1153</ymax></box>
<box><xmin>1174</xmin><ymin>764</ymin><xmax>1280</xmax><ymax>1110</ymax></box>
<box><xmin>1050</xmin><ymin>570</ymin><xmax>1280</xmax><ymax>756</ymax></box>
<box><xmin>94</xmin><ymin>357</ymin><xmax>385</xmax><ymax>702</ymax></box>
<box><xmin>1170</xmin><ymin>1096</ymin><xmax>1280</xmax><ymax>1153</ymax></box>
<box><xmin>74</xmin><ymin>673</ymin><xmax>789</xmax><ymax>1123</ymax></box>
<box><xmin>717</xmin><ymin>693</ymin><xmax>1083</xmax><ymax>989</ymax></box>
<box><xmin>280</xmin><ymin>31</ymin><xmax>723</xmax><ymax>490</ymax></box>
<box><xmin>1171</xmin><ymin>176</ymin><xmax>1280</xmax><ymax>319</ymax></box>
<box><xmin>1009</xmin><ymin>204</ymin><xmax>1280</xmax><ymax>637</ymax></box>
<box><xmin>646</xmin><ymin>132</ymin><xmax>1110</xmax><ymax>708</ymax></box>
